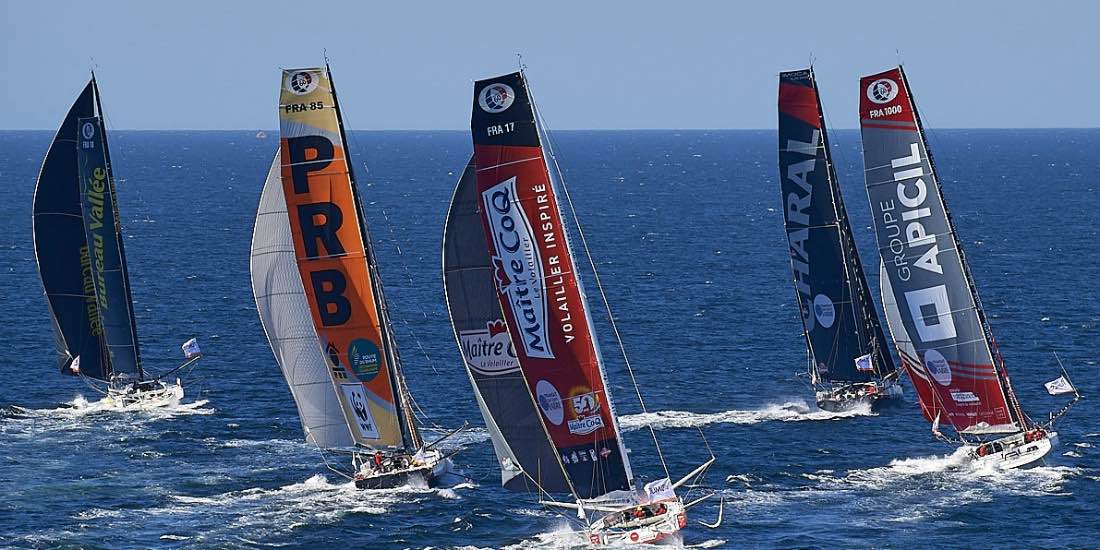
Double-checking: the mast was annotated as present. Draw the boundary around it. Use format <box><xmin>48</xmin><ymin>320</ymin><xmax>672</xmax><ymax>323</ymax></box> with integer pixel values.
<box><xmin>897</xmin><ymin>66</ymin><xmax>1026</xmax><ymax>428</ymax></box>
<box><xmin>325</xmin><ymin>63</ymin><xmax>421</xmax><ymax>451</ymax></box>
<box><xmin>90</xmin><ymin>75</ymin><xmax>144</xmax><ymax>380</ymax></box>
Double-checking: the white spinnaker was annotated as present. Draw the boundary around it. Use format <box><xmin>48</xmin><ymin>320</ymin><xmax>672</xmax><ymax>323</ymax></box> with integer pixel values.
<box><xmin>251</xmin><ymin>150</ymin><xmax>354</xmax><ymax>448</ymax></box>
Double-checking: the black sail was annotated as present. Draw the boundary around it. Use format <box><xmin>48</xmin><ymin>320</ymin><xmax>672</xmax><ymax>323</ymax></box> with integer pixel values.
<box><xmin>76</xmin><ymin>111</ymin><xmax>143</xmax><ymax>381</ymax></box>
<box><xmin>778</xmin><ymin>68</ymin><xmax>897</xmax><ymax>383</ymax></box>
<box><xmin>443</xmin><ymin>157</ymin><xmax>571</xmax><ymax>493</ymax></box>
<box><xmin>33</xmin><ymin>81</ymin><xmax>108</xmax><ymax>380</ymax></box>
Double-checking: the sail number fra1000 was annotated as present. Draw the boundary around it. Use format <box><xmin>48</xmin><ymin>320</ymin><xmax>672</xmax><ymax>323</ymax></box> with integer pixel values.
<box><xmin>284</xmin><ymin>101</ymin><xmax>325</xmax><ymax>113</ymax></box>
<box><xmin>868</xmin><ymin>105</ymin><xmax>903</xmax><ymax>119</ymax></box>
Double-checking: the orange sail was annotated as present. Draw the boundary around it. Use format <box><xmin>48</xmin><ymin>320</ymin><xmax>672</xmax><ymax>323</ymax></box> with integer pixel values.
<box><xmin>277</xmin><ymin>67</ymin><xmax>404</xmax><ymax>448</ymax></box>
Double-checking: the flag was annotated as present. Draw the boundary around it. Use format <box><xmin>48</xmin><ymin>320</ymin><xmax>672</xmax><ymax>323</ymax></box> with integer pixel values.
<box><xmin>643</xmin><ymin>477</ymin><xmax>675</xmax><ymax>503</ymax></box>
<box><xmin>855</xmin><ymin>353</ymin><xmax>873</xmax><ymax>372</ymax></box>
<box><xmin>1045</xmin><ymin>375</ymin><xmax>1075</xmax><ymax>396</ymax></box>
<box><xmin>69</xmin><ymin>356</ymin><xmax>81</xmax><ymax>374</ymax></box>
<box><xmin>181</xmin><ymin>338</ymin><xmax>202</xmax><ymax>359</ymax></box>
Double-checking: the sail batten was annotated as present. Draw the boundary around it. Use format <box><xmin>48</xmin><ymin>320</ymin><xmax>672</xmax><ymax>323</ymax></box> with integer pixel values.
<box><xmin>469</xmin><ymin>71</ymin><xmax>631</xmax><ymax>499</ymax></box>
<box><xmin>860</xmin><ymin>67</ymin><xmax>1020</xmax><ymax>434</ymax></box>
<box><xmin>778</xmin><ymin>68</ymin><xmax>897</xmax><ymax>385</ymax></box>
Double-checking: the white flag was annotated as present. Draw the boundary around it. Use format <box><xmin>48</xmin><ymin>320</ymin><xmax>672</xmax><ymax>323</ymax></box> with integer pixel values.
<box><xmin>181</xmin><ymin>338</ymin><xmax>202</xmax><ymax>359</ymax></box>
<box><xmin>69</xmin><ymin>356</ymin><xmax>81</xmax><ymax>374</ymax></box>
<box><xmin>1045</xmin><ymin>376</ymin><xmax>1074</xmax><ymax>396</ymax></box>
<box><xmin>643</xmin><ymin>477</ymin><xmax>675</xmax><ymax>503</ymax></box>
<box><xmin>855</xmin><ymin>353</ymin><xmax>874</xmax><ymax>372</ymax></box>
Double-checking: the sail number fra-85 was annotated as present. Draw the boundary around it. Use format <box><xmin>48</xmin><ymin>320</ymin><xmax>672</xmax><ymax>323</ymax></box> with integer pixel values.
<box><xmin>284</xmin><ymin>101</ymin><xmax>325</xmax><ymax>113</ymax></box>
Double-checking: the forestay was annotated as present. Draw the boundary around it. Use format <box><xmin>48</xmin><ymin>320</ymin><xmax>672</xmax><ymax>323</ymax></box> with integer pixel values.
<box><xmin>443</xmin><ymin>157</ymin><xmax>570</xmax><ymax>493</ymax></box>
<box><xmin>470</xmin><ymin>71</ymin><xmax>632</xmax><ymax>499</ymax></box>
<box><xmin>778</xmin><ymin>68</ymin><xmax>896</xmax><ymax>384</ymax></box>
<box><xmin>859</xmin><ymin>67</ymin><xmax>1023</xmax><ymax>433</ymax></box>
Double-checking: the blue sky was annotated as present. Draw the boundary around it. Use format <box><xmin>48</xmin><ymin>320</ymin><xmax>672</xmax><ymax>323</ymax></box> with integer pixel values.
<box><xmin>2</xmin><ymin>1</ymin><xmax>1096</xmax><ymax>130</ymax></box>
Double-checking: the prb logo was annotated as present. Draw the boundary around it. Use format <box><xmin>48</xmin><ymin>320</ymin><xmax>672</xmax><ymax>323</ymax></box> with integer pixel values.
<box><xmin>813</xmin><ymin>294</ymin><xmax>835</xmax><ymax>329</ymax></box>
<box><xmin>867</xmin><ymin>78</ymin><xmax>899</xmax><ymax>104</ymax></box>
<box><xmin>479</xmin><ymin>83</ymin><xmax>515</xmax><ymax>114</ymax></box>
<box><xmin>81</xmin><ymin>122</ymin><xmax>95</xmax><ymax>140</ymax></box>
<box><xmin>924</xmin><ymin>348</ymin><xmax>952</xmax><ymax>386</ymax></box>
<box><xmin>286</xmin><ymin>71</ymin><xmax>319</xmax><ymax>95</ymax></box>
<box><xmin>535</xmin><ymin>380</ymin><xmax>564</xmax><ymax>425</ymax></box>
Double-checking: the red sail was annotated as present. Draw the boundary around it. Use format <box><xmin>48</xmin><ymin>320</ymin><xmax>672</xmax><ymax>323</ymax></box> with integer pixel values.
<box><xmin>470</xmin><ymin>72</ymin><xmax>630</xmax><ymax>498</ymax></box>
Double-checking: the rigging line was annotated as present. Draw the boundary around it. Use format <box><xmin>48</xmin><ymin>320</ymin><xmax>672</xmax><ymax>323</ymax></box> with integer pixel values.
<box><xmin>319</xmin><ymin>448</ymin><xmax>355</xmax><ymax>481</ymax></box>
<box><xmin>526</xmin><ymin>74</ymin><xmax>671</xmax><ymax>481</ymax></box>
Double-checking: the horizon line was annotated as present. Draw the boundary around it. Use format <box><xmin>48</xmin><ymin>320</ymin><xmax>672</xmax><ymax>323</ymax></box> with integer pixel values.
<box><xmin>3</xmin><ymin>126</ymin><xmax>1098</xmax><ymax>132</ymax></box>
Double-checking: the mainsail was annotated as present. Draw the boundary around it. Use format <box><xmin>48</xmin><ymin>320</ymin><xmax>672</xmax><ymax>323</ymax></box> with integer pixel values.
<box><xmin>33</xmin><ymin>76</ymin><xmax>143</xmax><ymax>382</ymax></box>
<box><xmin>260</xmin><ymin>65</ymin><xmax>419</xmax><ymax>451</ymax></box>
<box><xmin>470</xmin><ymin>71</ymin><xmax>632</xmax><ymax>499</ymax></box>
<box><xmin>778</xmin><ymin>68</ymin><xmax>897</xmax><ymax>384</ymax></box>
<box><xmin>859</xmin><ymin>67</ymin><xmax>1025</xmax><ymax>434</ymax></box>
<box><xmin>443</xmin><ymin>157</ymin><xmax>570</xmax><ymax>493</ymax></box>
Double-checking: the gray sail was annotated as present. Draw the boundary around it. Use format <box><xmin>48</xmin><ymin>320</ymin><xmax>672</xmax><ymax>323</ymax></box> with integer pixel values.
<box><xmin>443</xmin><ymin>157</ymin><xmax>571</xmax><ymax>493</ymax></box>
<box><xmin>778</xmin><ymin>68</ymin><xmax>897</xmax><ymax>383</ymax></box>
<box><xmin>859</xmin><ymin>67</ymin><xmax>1022</xmax><ymax>433</ymax></box>
<box><xmin>251</xmin><ymin>150</ymin><xmax>356</xmax><ymax>449</ymax></box>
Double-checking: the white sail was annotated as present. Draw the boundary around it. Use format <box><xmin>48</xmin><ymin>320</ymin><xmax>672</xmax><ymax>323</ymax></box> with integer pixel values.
<box><xmin>250</xmin><ymin>151</ymin><xmax>354</xmax><ymax>448</ymax></box>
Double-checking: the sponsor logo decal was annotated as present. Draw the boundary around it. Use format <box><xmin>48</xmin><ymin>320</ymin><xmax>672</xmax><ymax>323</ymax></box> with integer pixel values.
<box><xmin>340</xmin><ymin>383</ymin><xmax>380</xmax><ymax>439</ymax></box>
<box><xmin>568</xmin><ymin>415</ymin><xmax>605</xmax><ymax>436</ymax></box>
<box><xmin>535</xmin><ymin>380</ymin><xmax>564</xmax><ymax>425</ymax></box>
<box><xmin>81</xmin><ymin>122</ymin><xmax>95</xmax><ymax>140</ymax></box>
<box><xmin>782</xmin><ymin>129</ymin><xmax>821</xmax><ymax>331</ymax></box>
<box><xmin>867</xmin><ymin>78</ymin><xmax>899</xmax><ymax>104</ymax></box>
<box><xmin>478</xmin><ymin>83</ymin><xmax>515</xmax><ymax>114</ymax></box>
<box><xmin>458</xmin><ymin>319</ymin><xmax>520</xmax><ymax>375</ymax></box>
<box><xmin>813</xmin><ymin>294</ymin><xmax>835</xmax><ymax>329</ymax></box>
<box><xmin>286</xmin><ymin>71</ymin><xmax>319</xmax><ymax>95</ymax></box>
<box><xmin>567</xmin><ymin>388</ymin><xmax>604</xmax><ymax>435</ymax></box>
<box><xmin>482</xmin><ymin>177</ymin><xmax>553</xmax><ymax>359</ymax></box>
<box><xmin>347</xmin><ymin>338</ymin><xmax>381</xmax><ymax>382</ymax></box>
<box><xmin>924</xmin><ymin>349</ymin><xmax>952</xmax><ymax>386</ymax></box>
<box><xmin>950</xmin><ymin>390</ymin><xmax>980</xmax><ymax>404</ymax></box>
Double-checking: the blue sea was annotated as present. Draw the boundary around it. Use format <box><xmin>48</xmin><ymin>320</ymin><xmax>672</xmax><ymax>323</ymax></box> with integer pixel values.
<box><xmin>0</xmin><ymin>129</ymin><xmax>1097</xmax><ymax>549</ymax></box>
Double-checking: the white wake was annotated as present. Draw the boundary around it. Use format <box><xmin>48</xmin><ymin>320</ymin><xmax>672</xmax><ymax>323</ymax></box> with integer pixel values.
<box><xmin>619</xmin><ymin>400</ymin><xmax>874</xmax><ymax>431</ymax></box>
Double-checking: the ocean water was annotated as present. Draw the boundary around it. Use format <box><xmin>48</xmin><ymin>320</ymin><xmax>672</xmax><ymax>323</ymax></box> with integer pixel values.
<box><xmin>0</xmin><ymin>129</ymin><xmax>1097</xmax><ymax>549</ymax></box>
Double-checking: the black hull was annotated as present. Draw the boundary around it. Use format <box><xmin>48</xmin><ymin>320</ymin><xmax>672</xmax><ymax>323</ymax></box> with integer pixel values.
<box><xmin>354</xmin><ymin>466</ymin><xmax>437</xmax><ymax>490</ymax></box>
<box><xmin>816</xmin><ymin>385</ymin><xmax>901</xmax><ymax>413</ymax></box>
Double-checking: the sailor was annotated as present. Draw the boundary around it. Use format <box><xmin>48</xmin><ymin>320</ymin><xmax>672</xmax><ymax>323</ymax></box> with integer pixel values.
<box><xmin>656</xmin><ymin>503</ymin><xmax>667</xmax><ymax>515</ymax></box>
<box><xmin>373</xmin><ymin>451</ymin><xmax>384</xmax><ymax>472</ymax></box>
<box><xmin>632</xmin><ymin>507</ymin><xmax>646</xmax><ymax>520</ymax></box>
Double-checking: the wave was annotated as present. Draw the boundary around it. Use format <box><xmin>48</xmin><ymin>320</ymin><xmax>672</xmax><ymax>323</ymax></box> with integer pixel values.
<box><xmin>8</xmin><ymin>395</ymin><xmax>213</xmax><ymax>419</ymax></box>
<box><xmin>619</xmin><ymin>400</ymin><xmax>874</xmax><ymax>431</ymax></box>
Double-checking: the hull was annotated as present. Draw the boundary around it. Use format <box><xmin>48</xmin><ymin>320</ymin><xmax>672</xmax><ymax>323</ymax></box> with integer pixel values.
<box><xmin>100</xmin><ymin>379</ymin><xmax>183</xmax><ymax>410</ymax></box>
<box><xmin>815</xmin><ymin>379</ymin><xmax>902</xmax><ymax>412</ymax></box>
<box><xmin>353</xmin><ymin>449</ymin><xmax>448</xmax><ymax>490</ymax></box>
<box><xmin>586</xmin><ymin>498</ymin><xmax>686</xmax><ymax>545</ymax></box>
<box><xmin>970</xmin><ymin>430</ymin><xmax>1057</xmax><ymax>470</ymax></box>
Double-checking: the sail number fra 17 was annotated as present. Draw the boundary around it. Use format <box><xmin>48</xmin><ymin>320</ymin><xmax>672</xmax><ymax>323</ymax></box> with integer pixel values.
<box><xmin>487</xmin><ymin>122</ymin><xmax>515</xmax><ymax>137</ymax></box>
<box><xmin>868</xmin><ymin>105</ymin><xmax>903</xmax><ymax>119</ymax></box>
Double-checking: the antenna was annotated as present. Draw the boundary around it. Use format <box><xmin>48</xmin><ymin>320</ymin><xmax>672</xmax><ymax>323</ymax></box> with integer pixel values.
<box><xmin>515</xmin><ymin>52</ymin><xmax>526</xmax><ymax>72</ymax></box>
<box><xmin>895</xmin><ymin>48</ymin><xmax>903</xmax><ymax>67</ymax></box>
<box><xmin>323</xmin><ymin>48</ymin><xmax>330</xmax><ymax>67</ymax></box>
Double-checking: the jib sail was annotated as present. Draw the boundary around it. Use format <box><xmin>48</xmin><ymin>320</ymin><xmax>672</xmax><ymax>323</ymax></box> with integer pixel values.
<box><xmin>272</xmin><ymin>66</ymin><xmax>416</xmax><ymax>450</ymax></box>
<box><xmin>859</xmin><ymin>67</ymin><xmax>1024</xmax><ymax>434</ymax></box>
<box><xmin>443</xmin><ymin>156</ymin><xmax>571</xmax><ymax>493</ymax></box>
<box><xmin>778</xmin><ymin>68</ymin><xmax>896</xmax><ymax>384</ymax></box>
<box><xmin>470</xmin><ymin>71</ymin><xmax>632</xmax><ymax>499</ymax></box>
<box><xmin>252</xmin><ymin>150</ymin><xmax>357</xmax><ymax>448</ymax></box>
<box><xmin>33</xmin><ymin>77</ymin><xmax>142</xmax><ymax>383</ymax></box>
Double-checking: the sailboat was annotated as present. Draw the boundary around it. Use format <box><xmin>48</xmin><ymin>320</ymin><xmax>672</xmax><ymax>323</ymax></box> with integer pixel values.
<box><xmin>858</xmin><ymin>66</ymin><xmax>1078</xmax><ymax>468</ymax></box>
<box><xmin>778</xmin><ymin>68</ymin><xmax>903</xmax><ymax>412</ymax></box>
<box><xmin>445</xmin><ymin>70</ymin><xmax>715</xmax><ymax>545</ymax></box>
<box><xmin>32</xmin><ymin>74</ymin><xmax>201</xmax><ymax>409</ymax></box>
<box><xmin>251</xmin><ymin>64</ymin><xmax>454</xmax><ymax>489</ymax></box>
